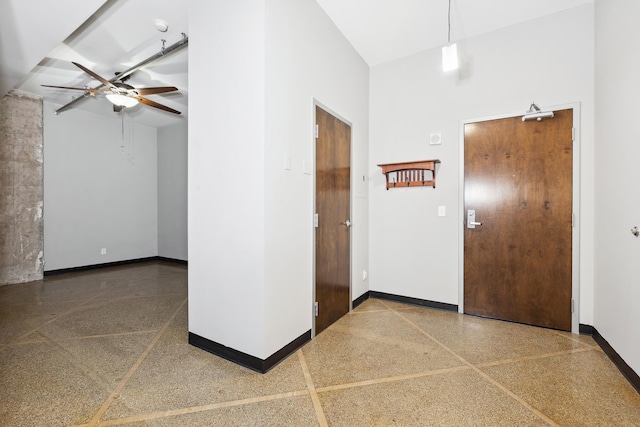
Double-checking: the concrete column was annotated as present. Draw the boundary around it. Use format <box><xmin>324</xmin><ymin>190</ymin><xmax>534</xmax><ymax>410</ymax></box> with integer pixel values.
<box><xmin>0</xmin><ymin>90</ymin><xmax>44</xmax><ymax>285</ymax></box>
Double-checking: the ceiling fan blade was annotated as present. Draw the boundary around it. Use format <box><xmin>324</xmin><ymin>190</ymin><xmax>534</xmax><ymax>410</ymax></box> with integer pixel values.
<box><xmin>72</xmin><ymin>62</ymin><xmax>116</xmax><ymax>89</ymax></box>
<box><xmin>41</xmin><ymin>85</ymin><xmax>108</xmax><ymax>95</ymax></box>
<box><xmin>135</xmin><ymin>96</ymin><xmax>181</xmax><ymax>115</ymax></box>
<box><xmin>42</xmin><ymin>85</ymin><xmax>88</xmax><ymax>91</ymax></box>
<box><xmin>134</xmin><ymin>86</ymin><xmax>179</xmax><ymax>96</ymax></box>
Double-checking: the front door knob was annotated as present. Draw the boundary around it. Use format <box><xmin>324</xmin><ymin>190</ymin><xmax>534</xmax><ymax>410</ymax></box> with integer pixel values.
<box><xmin>467</xmin><ymin>210</ymin><xmax>483</xmax><ymax>229</ymax></box>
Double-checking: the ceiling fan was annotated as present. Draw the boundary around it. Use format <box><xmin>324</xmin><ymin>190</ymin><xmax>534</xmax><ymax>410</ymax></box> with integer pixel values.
<box><xmin>42</xmin><ymin>61</ymin><xmax>181</xmax><ymax>114</ymax></box>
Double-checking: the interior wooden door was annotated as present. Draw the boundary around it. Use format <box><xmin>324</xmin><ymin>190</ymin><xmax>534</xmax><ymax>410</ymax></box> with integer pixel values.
<box><xmin>464</xmin><ymin>109</ymin><xmax>573</xmax><ymax>331</ymax></box>
<box><xmin>315</xmin><ymin>106</ymin><xmax>351</xmax><ymax>335</ymax></box>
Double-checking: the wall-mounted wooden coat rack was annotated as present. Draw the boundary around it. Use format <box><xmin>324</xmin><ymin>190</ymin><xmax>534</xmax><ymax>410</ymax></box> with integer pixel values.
<box><xmin>378</xmin><ymin>159</ymin><xmax>441</xmax><ymax>190</ymax></box>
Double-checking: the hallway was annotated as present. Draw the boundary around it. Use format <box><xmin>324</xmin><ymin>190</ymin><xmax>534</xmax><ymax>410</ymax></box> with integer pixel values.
<box><xmin>1</xmin><ymin>262</ymin><xmax>638</xmax><ymax>426</ymax></box>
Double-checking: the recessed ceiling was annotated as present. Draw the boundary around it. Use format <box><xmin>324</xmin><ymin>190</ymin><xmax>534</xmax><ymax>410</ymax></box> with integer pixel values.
<box><xmin>3</xmin><ymin>0</ymin><xmax>188</xmax><ymax>128</ymax></box>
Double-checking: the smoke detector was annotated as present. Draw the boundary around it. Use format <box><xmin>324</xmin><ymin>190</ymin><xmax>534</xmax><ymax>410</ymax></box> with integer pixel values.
<box><xmin>155</xmin><ymin>19</ymin><xmax>169</xmax><ymax>32</ymax></box>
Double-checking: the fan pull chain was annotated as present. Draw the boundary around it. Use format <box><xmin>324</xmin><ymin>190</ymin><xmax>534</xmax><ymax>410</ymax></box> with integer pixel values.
<box><xmin>121</xmin><ymin>110</ymin><xmax>125</xmax><ymax>153</ymax></box>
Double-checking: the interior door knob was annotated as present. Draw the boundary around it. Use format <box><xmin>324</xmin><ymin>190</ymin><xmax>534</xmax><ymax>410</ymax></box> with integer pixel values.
<box><xmin>344</xmin><ymin>220</ymin><xmax>352</xmax><ymax>228</ymax></box>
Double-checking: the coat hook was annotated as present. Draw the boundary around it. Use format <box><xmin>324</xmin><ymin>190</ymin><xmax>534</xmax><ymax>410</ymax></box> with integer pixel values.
<box><xmin>632</xmin><ymin>226</ymin><xmax>639</xmax><ymax>237</ymax></box>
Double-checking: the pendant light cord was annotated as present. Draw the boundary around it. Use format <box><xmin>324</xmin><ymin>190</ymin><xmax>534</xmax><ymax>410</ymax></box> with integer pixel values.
<box><xmin>447</xmin><ymin>0</ymin><xmax>452</xmax><ymax>44</ymax></box>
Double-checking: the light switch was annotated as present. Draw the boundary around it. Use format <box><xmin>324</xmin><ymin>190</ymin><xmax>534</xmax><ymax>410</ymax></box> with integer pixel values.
<box><xmin>303</xmin><ymin>160</ymin><xmax>312</xmax><ymax>175</ymax></box>
<box><xmin>438</xmin><ymin>206</ymin><xmax>446</xmax><ymax>217</ymax></box>
<box><xmin>284</xmin><ymin>155</ymin><xmax>292</xmax><ymax>171</ymax></box>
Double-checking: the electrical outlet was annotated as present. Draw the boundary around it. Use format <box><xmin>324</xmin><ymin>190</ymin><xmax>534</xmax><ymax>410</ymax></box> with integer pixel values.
<box><xmin>101</xmin><ymin>248</ymin><xmax>107</xmax><ymax>255</ymax></box>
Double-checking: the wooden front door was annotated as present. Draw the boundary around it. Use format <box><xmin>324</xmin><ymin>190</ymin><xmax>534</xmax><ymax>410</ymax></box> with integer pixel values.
<box><xmin>463</xmin><ymin>109</ymin><xmax>573</xmax><ymax>331</ymax></box>
<box><xmin>315</xmin><ymin>106</ymin><xmax>351</xmax><ymax>335</ymax></box>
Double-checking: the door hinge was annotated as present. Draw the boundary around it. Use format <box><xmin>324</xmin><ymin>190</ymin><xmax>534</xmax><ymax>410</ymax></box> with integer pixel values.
<box><xmin>314</xmin><ymin>213</ymin><xmax>319</xmax><ymax>228</ymax></box>
<box><xmin>314</xmin><ymin>124</ymin><xmax>319</xmax><ymax>139</ymax></box>
<box><xmin>572</xmin><ymin>127</ymin><xmax>575</xmax><ymax>141</ymax></box>
<box><xmin>314</xmin><ymin>302</ymin><xmax>319</xmax><ymax>316</ymax></box>
<box><xmin>572</xmin><ymin>213</ymin><xmax>575</xmax><ymax>228</ymax></box>
<box><xmin>571</xmin><ymin>299</ymin><xmax>575</xmax><ymax>313</ymax></box>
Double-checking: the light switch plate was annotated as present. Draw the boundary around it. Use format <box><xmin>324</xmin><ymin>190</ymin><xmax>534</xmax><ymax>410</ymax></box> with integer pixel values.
<box><xmin>438</xmin><ymin>206</ymin><xmax>446</xmax><ymax>217</ymax></box>
<box><xmin>303</xmin><ymin>160</ymin><xmax>312</xmax><ymax>175</ymax></box>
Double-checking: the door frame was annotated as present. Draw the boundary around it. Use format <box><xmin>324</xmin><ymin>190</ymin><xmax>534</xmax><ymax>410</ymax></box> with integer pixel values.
<box><xmin>312</xmin><ymin>99</ymin><xmax>353</xmax><ymax>338</ymax></box>
<box><xmin>458</xmin><ymin>102</ymin><xmax>581</xmax><ymax>333</ymax></box>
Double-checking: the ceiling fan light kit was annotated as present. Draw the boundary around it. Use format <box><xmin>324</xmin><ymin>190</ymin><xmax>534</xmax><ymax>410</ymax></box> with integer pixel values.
<box><xmin>106</xmin><ymin>93</ymin><xmax>139</xmax><ymax>108</ymax></box>
<box><xmin>43</xmin><ymin>34</ymin><xmax>188</xmax><ymax>115</ymax></box>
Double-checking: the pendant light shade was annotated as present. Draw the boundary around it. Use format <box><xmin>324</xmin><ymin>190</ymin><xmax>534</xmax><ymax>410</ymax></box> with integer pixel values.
<box><xmin>442</xmin><ymin>43</ymin><xmax>459</xmax><ymax>72</ymax></box>
<box><xmin>442</xmin><ymin>0</ymin><xmax>459</xmax><ymax>72</ymax></box>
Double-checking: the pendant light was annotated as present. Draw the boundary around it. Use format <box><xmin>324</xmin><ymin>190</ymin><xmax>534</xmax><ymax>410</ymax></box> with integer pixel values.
<box><xmin>442</xmin><ymin>0</ymin><xmax>459</xmax><ymax>72</ymax></box>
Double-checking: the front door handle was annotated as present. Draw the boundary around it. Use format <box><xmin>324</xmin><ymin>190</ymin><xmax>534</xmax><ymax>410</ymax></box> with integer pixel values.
<box><xmin>467</xmin><ymin>210</ymin><xmax>483</xmax><ymax>229</ymax></box>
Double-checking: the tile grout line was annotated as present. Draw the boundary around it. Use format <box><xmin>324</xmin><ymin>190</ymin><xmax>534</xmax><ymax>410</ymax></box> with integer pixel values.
<box><xmin>378</xmin><ymin>300</ymin><xmax>561</xmax><ymax>427</ymax></box>
<box><xmin>5</xmin><ymin>329</ymin><xmax>161</xmax><ymax>346</ymax></box>
<box><xmin>85</xmin><ymin>297</ymin><xmax>188</xmax><ymax>426</ymax></box>
<box><xmin>552</xmin><ymin>330</ymin><xmax>599</xmax><ymax>349</ymax></box>
<box><xmin>476</xmin><ymin>347</ymin><xmax>596</xmax><ymax>369</ymax></box>
<box><xmin>297</xmin><ymin>350</ymin><xmax>329</xmax><ymax>427</ymax></box>
<box><xmin>9</xmin><ymin>286</ymin><xmax>120</xmax><ymax>344</ymax></box>
<box><xmin>74</xmin><ymin>390</ymin><xmax>309</xmax><ymax>427</ymax></box>
<box><xmin>315</xmin><ymin>365</ymin><xmax>472</xmax><ymax>393</ymax></box>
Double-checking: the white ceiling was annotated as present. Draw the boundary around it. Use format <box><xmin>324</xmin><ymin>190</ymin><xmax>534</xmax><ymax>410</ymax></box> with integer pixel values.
<box><xmin>315</xmin><ymin>0</ymin><xmax>594</xmax><ymax>66</ymax></box>
<box><xmin>1</xmin><ymin>0</ymin><xmax>188</xmax><ymax>128</ymax></box>
<box><xmin>1</xmin><ymin>0</ymin><xmax>593</xmax><ymax>128</ymax></box>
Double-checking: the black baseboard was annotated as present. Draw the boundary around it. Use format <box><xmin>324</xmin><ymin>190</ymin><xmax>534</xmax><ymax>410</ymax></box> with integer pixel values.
<box><xmin>352</xmin><ymin>291</ymin><xmax>370</xmax><ymax>309</ymax></box>
<box><xmin>157</xmin><ymin>256</ymin><xmax>188</xmax><ymax>266</ymax></box>
<box><xmin>369</xmin><ymin>291</ymin><xmax>458</xmax><ymax>312</ymax></box>
<box><xmin>188</xmin><ymin>330</ymin><xmax>311</xmax><ymax>374</ymax></box>
<box><xmin>579</xmin><ymin>323</ymin><xmax>595</xmax><ymax>335</ymax></box>
<box><xmin>44</xmin><ymin>256</ymin><xmax>188</xmax><ymax>276</ymax></box>
<box><xmin>590</xmin><ymin>326</ymin><xmax>640</xmax><ymax>394</ymax></box>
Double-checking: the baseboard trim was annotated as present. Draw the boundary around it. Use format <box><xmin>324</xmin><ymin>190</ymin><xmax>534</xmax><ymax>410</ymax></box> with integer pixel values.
<box><xmin>369</xmin><ymin>291</ymin><xmax>458</xmax><ymax>312</ymax></box>
<box><xmin>352</xmin><ymin>291</ymin><xmax>370</xmax><ymax>309</ymax></box>
<box><xmin>44</xmin><ymin>256</ymin><xmax>188</xmax><ymax>276</ymax></box>
<box><xmin>579</xmin><ymin>323</ymin><xmax>595</xmax><ymax>335</ymax></box>
<box><xmin>590</xmin><ymin>326</ymin><xmax>640</xmax><ymax>394</ymax></box>
<box><xmin>157</xmin><ymin>257</ymin><xmax>188</xmax><ymax>265</ymax></box>
<box><xmin>188</xmin><ymin>330</ymin><xmax>311</xmax><ymax>374</ymax></box>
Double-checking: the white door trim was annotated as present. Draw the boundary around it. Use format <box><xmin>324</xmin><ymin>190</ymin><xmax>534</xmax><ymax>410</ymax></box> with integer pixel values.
<box><xmin>458</xmin><ymin>102</ymin><xmax>581</xmax><ymax>333</ymax></box>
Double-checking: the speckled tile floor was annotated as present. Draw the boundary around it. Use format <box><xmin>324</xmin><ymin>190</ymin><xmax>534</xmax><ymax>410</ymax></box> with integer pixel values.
<box><xmin>1</xmin><ymin>262</ymin><xmax>639</xmax><ymax>426</ymax></box>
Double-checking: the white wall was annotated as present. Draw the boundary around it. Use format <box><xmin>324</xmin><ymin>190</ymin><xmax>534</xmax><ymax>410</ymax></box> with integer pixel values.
<box><xmin>594</xmin><ymin>0</ymin><xmax>640</xmax><ymax>373</ymax></box>
<box><xmin>188</xmin><ymin>0</ymin><xmax>369</xmax><ymax>359</ymax></box>
<box><xmin>188</xmin><ymin>0</ymin><xmax>267</xmax><ymax>357</ymax></box>
<box><xmin>158</xmin><ymin>122</ymin><xmax>188</xmax><ymax>261</ymax></box>
<box><xmin>369</xmin><ymin>6</ymin><xmax>595</xmax><ymax>323</ymax></box>
<box><xmin>43</xmin><ymin>103</ymin><xmax>158</xmax><ymax>270</ymax></box>
<box><xmin>264</xmin><ymin>0</ymin><xmax>369</xmax><ymax>355</ymax></box>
